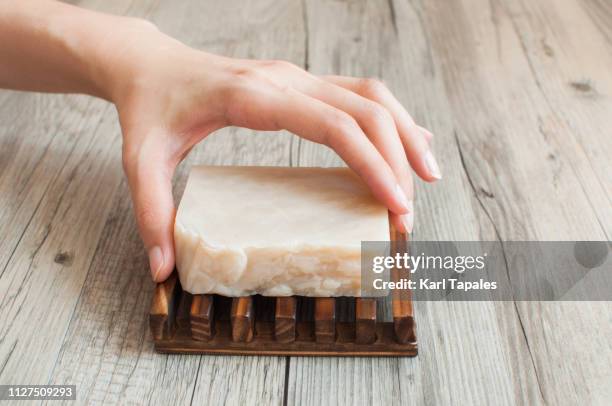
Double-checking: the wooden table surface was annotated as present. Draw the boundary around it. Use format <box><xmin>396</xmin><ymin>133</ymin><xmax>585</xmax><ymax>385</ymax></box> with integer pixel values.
<box><xmin>1</xmin><ymin>0</ymin><xmax>611</xmax><ymax>405</ymax></box>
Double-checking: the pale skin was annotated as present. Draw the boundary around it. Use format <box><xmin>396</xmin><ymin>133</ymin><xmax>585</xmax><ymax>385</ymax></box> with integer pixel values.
<box><xmin>0</xmin><ymin>1</ymin><xmax>441</xmax><ymax>282</ymax></box>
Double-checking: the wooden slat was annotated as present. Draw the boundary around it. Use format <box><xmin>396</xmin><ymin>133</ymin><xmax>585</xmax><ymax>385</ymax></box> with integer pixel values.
<box><xmin>391</xmin><ymin>290</ymin><xmax>415</xmax><ymax>344</ymax></box>
<box><xmin>355</xmin><ymin>298</ymin><xmax>377</xmax><ymax>344</ymax></box>
<box><xmin>190</xmin><ymin>294</ymin><xmax>214</xmax><ymax>341</ymax></box>
<box><xmin>176</xmin><ymin>291</ymin><xmax>193</xmax><ymax>330</ymax></box>
<box><xmin>149</xmin><ymin>273</ymin><xmax>179</xmax><ymax>341</ymax></box>
<box><xmin>275</xmin><ymin>297</ymin><xmax>297</xmax><ymax>343</ymax></box>
<box><xmin>314</xmin><ymin>298</ymin><xmax>336</xmax><ymax>343</ymax></box>
<box><xmin>231</xmin><ymin>297</ymin><xmax>254</xmax><ymax>342</ymax></box>
<box><xmin>390</xmin><ymin>225</ymin><xmax>416</xmax><ymax>344</ymax></box>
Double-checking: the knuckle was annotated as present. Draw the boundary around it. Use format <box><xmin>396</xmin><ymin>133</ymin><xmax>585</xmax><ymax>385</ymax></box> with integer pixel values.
<box><xmin>359</xmin><ymin>78</ymin><xmax>389</xmax><ymax>99</ymax></box>
<box><xmin>262</xmin><ymin>59</ymin><xmax>299</xmax><ymax>71</ymax></box>
<box><xmin>226</xmin><ymin>63</ymin><xmax>277</xmax><ymax>93</ymax></box>
<box><xmin>362</xmin><ymin>102</ymin><xmax>393</xmax><ymax>126</ymax></box>
<box><xmin>229</xmin><ymin>64</ymin><xmax>267</xmax><ymax>87</ymax></box>
<box><xmin>233</xmin><ymin>67</ymin><xmax>261</xmax><ymax>83</ymax></box>
<box><xmin>324</xmin><ymin>112</ymin><xmax>359</xmax><ymax>146</ymax></box>
<box><xmin>223</xmin><ymin>70</ymin><xmax>259</xmax><ymax>102</ymax></box>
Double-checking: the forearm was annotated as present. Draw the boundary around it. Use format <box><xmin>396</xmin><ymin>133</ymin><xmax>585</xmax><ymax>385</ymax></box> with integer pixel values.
<box><xmin>0</xmin><ymin>0</ymin><xmax>162</xmax><ymax>102</ymax></box>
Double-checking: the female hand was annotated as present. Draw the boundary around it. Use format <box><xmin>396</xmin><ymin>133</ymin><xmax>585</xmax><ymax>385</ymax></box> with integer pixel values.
<box><xmin>0</xmin><ymin>1</ymin><xmax>440</xmax><ymax>281</ymax></box>
<box><xmin>108</xmin><ymin>22</ymin><xmax>441</xmax><ymax>281</ymax></box>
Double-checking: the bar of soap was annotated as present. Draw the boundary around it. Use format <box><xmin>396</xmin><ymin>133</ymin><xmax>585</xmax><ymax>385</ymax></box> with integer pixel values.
<box><xmin>174</xmin><ymin>166</ymin><xmax>389</xmax><ymax>297</ymax></box>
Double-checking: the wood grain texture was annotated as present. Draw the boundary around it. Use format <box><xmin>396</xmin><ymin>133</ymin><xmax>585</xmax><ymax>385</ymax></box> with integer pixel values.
<box><xmin>190</xmin><ymin>294</ymin><xmax>214</xmax><ymax>341</ymax></box>
<box><xmin>287</xmin><ymin>0</ymin><xmax>611</xmax><ymax>405</ymax></box>
<box><xmin>0</xmin><ymin>97</ymin><xmax>122</xmax><ymax>387</ymax></box>
<box><xmin>0</xmin><ymin>0</ymin><xmax>610</xmax><ymax>405</ymax></box>
<box><xmin>421</xmin><ymin>0</ymin><xmax>612</xmax><ymax>404</ymax></box>
<box><xmin>275</xmin><ymin>297</ymin><xmax>297</xmax><ymax>343</ymax></box>
<box><xmin>150</xmin><ymin>273</ymin><xmax>180</xmax><ymax>340</ymax></box>
<box><xmin>231</xmin><ymin>297</ymin><xmax>255</xmax><ymax>343</ymax></box>
<box><xmin>354</xmin><ymin>298</ymin><xmax>377</xmax><ymax>344</ymax></box>
<box><xmin>289</xmin><ymin>1</ymin><xmax>521</xmax><ymax>404</ymax></box>
<box><xmin>390</xmin><ymin>225</ymin><xmax>416</xmax><ymax>345</ymax></box>
<box><xmin>314</xmin><ymin>298</ymin><xmax>336</xmax><ymax>343</ymax></box>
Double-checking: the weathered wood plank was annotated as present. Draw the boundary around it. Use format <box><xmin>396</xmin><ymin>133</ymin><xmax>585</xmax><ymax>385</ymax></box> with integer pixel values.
<box><xmin>420</xmin><ymin>0</ymin><xmax>612</xmax><ymax>404</ymax></box>
<box><xmin>0</xmin><ymin>100</ymin><xmax>123</xmax><ymax>387</ymax></box>
<box><xmin>288</xmin><ymin>0</ymin><xmax>544</xmax><ymax>405</ymax></box>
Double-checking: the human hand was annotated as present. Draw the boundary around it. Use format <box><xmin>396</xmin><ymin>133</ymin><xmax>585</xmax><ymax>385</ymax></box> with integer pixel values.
<box><xmin>0</xmin><ymin>3</ymin><xmax>439</xmax><ymax>282</ymax></box>
<box><xmin>107</xmin><ymin>22</ymin><xmax>441</xmax><ymax>282</ymax></box>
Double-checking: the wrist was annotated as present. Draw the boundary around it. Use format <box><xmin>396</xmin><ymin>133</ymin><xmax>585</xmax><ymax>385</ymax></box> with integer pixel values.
<box><xmin>84</xmin><ymin>16</ymin><xmax>172</xmax><ymax>104</ymax></box>
<box><xmin>22</xmin><ymin>1</ymin><xmax>168</xmax><ymax>102</ymax></box>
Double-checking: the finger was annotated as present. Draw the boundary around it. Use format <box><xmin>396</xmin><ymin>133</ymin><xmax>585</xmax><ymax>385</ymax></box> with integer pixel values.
<box><xmin>225</xmin><ymin>81</ymin><xmax>412</xmax><ymax>221</ymax></box>
<box><xmin>418</xmin><ymin>125</ymin><xmax>433</xmax><ymax>144</ymax></box>
<box><xmin>123</xmin><ymin>134</ymin><xmax>176</xmax><ymax>282</ymax></box>
<box><xmin>321</xmin><ymin>76</ymin><xmax>442</xmax><ymax>181</ymax></box>
<box><xmin>285</xmin><ymin>74</ymin><xmax>416</xmax><ymax>232</ymax></box>
<box><xmin>390</xmin><ymin>209</ymin><xmax>413</xmax><ymax>235</ymax></box>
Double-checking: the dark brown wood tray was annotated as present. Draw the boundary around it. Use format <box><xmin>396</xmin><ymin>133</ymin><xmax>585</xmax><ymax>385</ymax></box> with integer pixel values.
<box><xmin>149</xmin><ymin>228</ymin><xmax>416</xmax><ymax>356</ymax></box>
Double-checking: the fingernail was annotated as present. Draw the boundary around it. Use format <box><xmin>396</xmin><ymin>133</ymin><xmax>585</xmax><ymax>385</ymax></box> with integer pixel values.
<box><xmin>395</xmin><ymin>184</ymin><xmax>410</xmax><ymax>212</ymax></box>
<box><xmin>148</xmin><ymin>246</ymin><xmax>164</xmax><ymax>281</ymax></box>
<box><xmin>401</xmin><ymin>201</ymin><xmax>414</xmax><ymax>233</ymax></box>
<box><xmin>424</xmin><ymin>151</ymin><xmax>442</xmax><ymax>180</ymax></box>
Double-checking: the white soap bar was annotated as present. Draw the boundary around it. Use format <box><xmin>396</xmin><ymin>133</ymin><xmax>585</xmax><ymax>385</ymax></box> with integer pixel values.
<box><xmin>174</xmin><ymin>166</ymin><xmax>389</xmax><ymax>297</ymax></box>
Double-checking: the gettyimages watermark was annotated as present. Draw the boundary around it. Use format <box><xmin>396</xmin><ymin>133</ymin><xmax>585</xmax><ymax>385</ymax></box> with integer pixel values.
<box><xmin>360</xmin><ymin>241</ymin><xmax>611</xmax><ymax>300</ymax></box>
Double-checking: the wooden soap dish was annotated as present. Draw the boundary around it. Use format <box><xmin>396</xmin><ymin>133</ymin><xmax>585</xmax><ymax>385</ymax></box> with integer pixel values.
<box><xmin>149</xmin><ymin>229</ymin><xmax>417</xmax><ymax>356</ymax></box>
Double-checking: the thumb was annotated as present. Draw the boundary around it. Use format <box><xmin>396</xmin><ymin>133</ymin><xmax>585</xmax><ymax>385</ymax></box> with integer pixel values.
<box><xmin>124</xmin><ymin>143</ymin><xmax>176</xmax><ymax>282</ymax></box>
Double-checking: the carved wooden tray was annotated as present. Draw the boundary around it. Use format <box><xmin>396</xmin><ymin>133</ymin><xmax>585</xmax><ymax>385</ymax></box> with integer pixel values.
<box><xmin>149</xmin><ymin>229</ymin><xmax>416</xmax><ymax>356</ymax></box>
